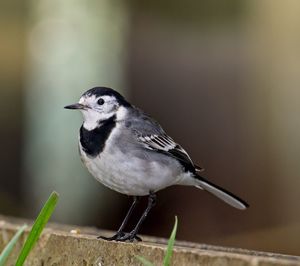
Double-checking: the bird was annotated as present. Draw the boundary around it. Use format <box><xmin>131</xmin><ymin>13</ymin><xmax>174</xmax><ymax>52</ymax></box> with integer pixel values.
<box><xmin>65</xmin><ymin>86</ymin><xmax>248</xmax><ymax>242</ymax></box>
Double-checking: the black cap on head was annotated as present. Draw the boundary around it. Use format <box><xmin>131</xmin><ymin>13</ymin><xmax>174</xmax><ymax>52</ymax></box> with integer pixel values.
<box><xmin>83</xmin><ymin>87</ymin><xmax>131</xmax><ymax>107</ymax></box>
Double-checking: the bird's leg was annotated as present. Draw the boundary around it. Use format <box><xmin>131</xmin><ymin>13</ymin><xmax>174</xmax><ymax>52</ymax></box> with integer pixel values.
<box><xmin>98</xmin><ymin>196</ymin><xmax>140</xmax><ymax>241</ymax></box>
<box><xmin>116</xmin><ymin>192</ymin><xmax>157</xmax><ymax>242</ymax></box>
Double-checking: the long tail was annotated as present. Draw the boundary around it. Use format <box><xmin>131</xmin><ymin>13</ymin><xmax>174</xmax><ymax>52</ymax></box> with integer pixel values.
<box><xmin>195</xmin><ymin>175</ymin><xmax>249</xmax><ymax>210</ymax></box>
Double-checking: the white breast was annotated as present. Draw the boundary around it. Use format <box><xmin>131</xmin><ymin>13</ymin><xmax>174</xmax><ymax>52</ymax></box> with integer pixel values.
<box><xmin>79</xmin><ymin>124</ymin><xmax>185</xmax><ymax>196</ymax></box>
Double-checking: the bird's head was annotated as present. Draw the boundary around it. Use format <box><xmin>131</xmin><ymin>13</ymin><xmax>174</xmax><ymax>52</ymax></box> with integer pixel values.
<box><xmin>65</xmin><ymin>87</ymin><xmax>130</xmax><ymax>130</ymax></box>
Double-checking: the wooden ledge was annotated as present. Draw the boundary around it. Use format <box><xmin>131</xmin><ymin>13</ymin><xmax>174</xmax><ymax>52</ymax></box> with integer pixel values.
<box><xmin>0</xmin><ymin>215</ymin><xmax>299</xmax><ymax>266</ymax></box>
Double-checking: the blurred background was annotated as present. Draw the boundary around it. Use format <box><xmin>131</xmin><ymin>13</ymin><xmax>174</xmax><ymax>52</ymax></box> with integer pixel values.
<box><xmin>1</xmin><ymin>0</ymin><xmax>300</xmax><ymax>256</ymax></box>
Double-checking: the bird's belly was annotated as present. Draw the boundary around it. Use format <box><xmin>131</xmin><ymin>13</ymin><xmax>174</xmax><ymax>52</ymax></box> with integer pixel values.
<box><xmin>81</xmin><ymin>149</ymin><xmax>180</xmax><ymax>196</ymax></box>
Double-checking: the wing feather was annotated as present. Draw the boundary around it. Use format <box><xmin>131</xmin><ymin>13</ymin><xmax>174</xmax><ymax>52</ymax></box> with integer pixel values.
<box><xmin>127</xmin><ymin>108</ymin><xmax>203</xmax><ymax>173</ymax></box>
<box><xmin>137</xmin><ymin>133</ymin><xmax>199</xmax><ymax>173</ymax></box>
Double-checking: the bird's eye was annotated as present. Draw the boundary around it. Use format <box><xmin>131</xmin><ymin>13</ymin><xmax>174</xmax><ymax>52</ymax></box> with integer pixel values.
<box><xmin>97</xmin><ymin>98</ymin><xmax>105</xmax><ymax>105</ymax></box>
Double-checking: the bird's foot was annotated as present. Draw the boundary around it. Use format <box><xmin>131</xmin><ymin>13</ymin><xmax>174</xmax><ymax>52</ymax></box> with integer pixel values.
<box><xmin>115</xmin><ymin>231</ymin><xmax>142</xmax><ymax>242</ymax></box>
<box><xmin>97</xmin><ymin>231</ymin><xmax>125</xmax><ymax>241</ymax></box>
<box><xmin>98</xmin><ymin>231</ymin><xmax>142</xmax><ymax>242</ymax></box>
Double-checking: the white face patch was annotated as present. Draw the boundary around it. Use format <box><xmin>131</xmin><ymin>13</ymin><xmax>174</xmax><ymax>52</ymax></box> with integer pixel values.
<box><xmin>78</xmin><ymin>94</ymin><xmax>120</xmax><ymax>130</ymax></box>
<box><xmin>115</xmin><ymin>106</ymin><xmax>128</xmax><ymax>121</ymax></box>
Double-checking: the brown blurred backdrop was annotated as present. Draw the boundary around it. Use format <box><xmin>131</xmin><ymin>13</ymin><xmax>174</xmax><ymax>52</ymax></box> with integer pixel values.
<box><xmin>1</xmin><ymin>0</ymin><xmax>300</xmax><ymax>256</ymax></box>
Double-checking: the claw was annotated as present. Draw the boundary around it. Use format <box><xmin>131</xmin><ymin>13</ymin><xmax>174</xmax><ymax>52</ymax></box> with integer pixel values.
<box><xmin>98</xmin><ymin>231</ymin><xmax>142</xmax><ymax>242</ymax></box>
<box><xmin>97</xmin><ymin>231</ymin><xmax>125</xmax><ymax>241</ymax></box>
<box><xmin>115</xmin><ymin>232</ymin><xmax>142</xmax><ymax>242</ymax></box>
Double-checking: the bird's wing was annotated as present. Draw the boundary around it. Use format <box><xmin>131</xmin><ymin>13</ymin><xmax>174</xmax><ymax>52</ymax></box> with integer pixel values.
<box><xmin>138</xmin><ymin>134</ymin><xmax>202</xmax><ymax>173</ymax></box>
<box><xmin>137</xmin><ymin>133</ymin><xmax>199</xmax><ymax>173</ymax></box>
<box><xmin>127</xmin><ymin>108</ymin><xmax>204</xmax><ymax>173</ymax></box>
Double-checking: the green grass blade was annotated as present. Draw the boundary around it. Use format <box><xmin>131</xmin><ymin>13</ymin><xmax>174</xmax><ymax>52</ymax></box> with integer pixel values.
<box><xmin>15</xmin><ymin>191</ymin><xmax>59</xmax><ymax>266</ymax></box>
<box><xmin>163</xmin><ymin>216</ymin><xmax>178</xmax><ymax>266</ymax></box>
<box><xmin>135</xmin><ymin>255</ymin><xmax>154</xmax><ymax>266</ymax></box>
<box><xmin>0</xmin><ymin>224</ymin><xmax>27</xmax><ymax>266</ymax></box>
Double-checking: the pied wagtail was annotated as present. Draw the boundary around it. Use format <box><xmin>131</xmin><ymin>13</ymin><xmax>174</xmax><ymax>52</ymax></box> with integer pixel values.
<box><xmin>65</xmin><ymin>87</ymin><xmax>248</xmax><ymax>242</ymax></box>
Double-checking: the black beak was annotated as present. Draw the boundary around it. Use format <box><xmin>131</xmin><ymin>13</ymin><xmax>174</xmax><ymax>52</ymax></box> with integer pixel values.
<box><xmin>64</xmin><ymin>103</ymin><xmax>85</xmax><ymax>110</ymax></box>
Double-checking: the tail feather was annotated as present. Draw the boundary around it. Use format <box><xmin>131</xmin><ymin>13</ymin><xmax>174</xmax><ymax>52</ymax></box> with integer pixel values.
<box><xmin>195</xmin><ymin>175</ymin><xmax>249</xmax><ymax>210</ymax></box>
